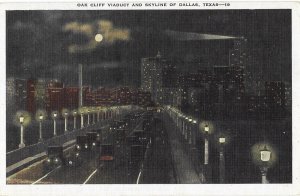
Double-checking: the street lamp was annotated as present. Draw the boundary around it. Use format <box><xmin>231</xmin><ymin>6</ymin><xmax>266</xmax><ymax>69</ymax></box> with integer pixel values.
<box><xmin>87</xmin><ymin>109</ymin><xmax>90</xmax><ymax>126</ymax></box>
<box><xmin>260</xmin><ymin>145</ymin><xmax>271</xmax><ymax>184</ymax></box>
<box><xmin>72</xmin><ymin>110</ymin><xmax>77</xmax><ymax>130</ymax></box>
<box><xmin>187</xmin><ymin>118</ymin><xmax>193</xmax><ymax>141</ymax></box>
<box><xmin>80</xmin><ymin>111</ymin><xmax>84</xmax><ymax>128</ymax></box>
<box><xmin>63</xmin><ymin>111</ymin><xmax>69</xmax><ymax>132</ymax></box>
<box><xmin>251</xmin><ymin>142</ymin><xmax>276</xmax><ymax>184</ymax></box>
<box><xmin>97</xmin><ymin>109</ymin><xmax>100</xmax><ymax>122</ymax></box>
<box><xmin>204</xmin><ymin>124</ymin><xmax>209</xmax><ymax>165</ymax></box>
<box><xmin>219</xmin><ymin>136</ymin><xmax>226</xmax><ymax>183</ymax></box>
<box><xmin>15</xmin><ymin>111</ymin><xmax>31</xmax><ymax>148</ymax></box>
<box><xmin>38</xmin><ymin>114</ymin><xmax>44</xmax><ymax>142</ymax></box>
<box><xmin>191</xmin><ymin>119</ymin><xmax>197</xmax><ymax>146</ymax></box>
<box><xmin>92</xmin><ymin>109</ymin><xmax>95</xmax><ymax>124</ymax></box>
<box><xmin>52</xmin><ymin>111</ymin><xmax>58</xmax><ymax>136</ymax></box>
<box><xmin>19</xmin><ymin>115</ymin><xmax>25</xmax><ymax>148</ymax></box>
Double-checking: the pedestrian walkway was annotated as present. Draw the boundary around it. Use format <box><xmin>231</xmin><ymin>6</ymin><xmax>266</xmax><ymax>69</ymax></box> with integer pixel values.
<box><xmin>162</xmin><ymin>113</ymin><xmax>204</xmax><ymax>184</ymax></box>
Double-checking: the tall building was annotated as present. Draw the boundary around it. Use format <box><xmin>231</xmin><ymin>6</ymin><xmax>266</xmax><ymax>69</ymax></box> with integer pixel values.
<box><xmin>26</xmin><ymin>78</ymin><xmax>36</xmax><ymax>114</ymax></box>
<box><xmin>140</xmin><ymin>51</ymin><xmax>165</xmax><ymax>104</ymax></box>
<box><xmin>229</xmin><ymin>38</ymin><xmax>248</xmax><ymax>67</ymax></box>
<box><xmin>6</xmin><ymin>78</ymin><xmax>27</xmax><ymax>122</ymax></box>
<box><xmin>213</xmin><ymin>65</ymin><xmax>246</xmax><ymax>103</ymax></box>
<box><xmin>265</xmin><ymin>81</ymin><xmax>286</xmax><ymax>108</ymax></box>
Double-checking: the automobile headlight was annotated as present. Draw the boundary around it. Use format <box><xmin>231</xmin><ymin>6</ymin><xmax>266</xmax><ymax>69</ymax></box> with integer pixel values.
<box><xmin>76</xmin><ymin>145</ymin><xmax>81</xmax><ymax>149</ymax></box>
<box><xmin>97</xmin><ymin>134</ymin><xmax>100</xmax><ymax>137</ymax></box>
<box><xmin>69</xmin><ymin>161</ymin><xmax>73</xmax><ymax>165</ymax></box>
<box><xmin>47</xmin><ymin>158</ymin><xmax>51</xmax><ymax>163</ymax></box>
<box><xmin>92</xmin><ymin>142</ymin><xmax>96</xmax><ymax>146</ymax></box>
<box><xmin>76</xmin><ymin>152</ymin><xmax>79</xmax><ymax>157</ymax></box>
<box><xmin>85</xmin><ymin>144</ymin><xmax>88</xmax><ymax>148</ymax></box>
<box><xmin>54</xmin><ymin>158</ymin><xmax>59</xmax><ymax>163</ymax></box>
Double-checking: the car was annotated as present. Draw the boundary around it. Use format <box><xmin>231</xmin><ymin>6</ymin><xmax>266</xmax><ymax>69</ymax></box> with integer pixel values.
<box><xmin>115</xmin><ymin>128</ymin><xmax>127</xmax><ymax>144</ymax></box>
<box><xmin>44</xmin><ymin>146</ymin><xmax>65</xmax><ymax>169</ymax></box>
<box><xmin>89</xmin><ymin>128</ymin><xmax>103</xmax><ymax>141</ymax></box>
<box><xmin>94</xmin><ymin>128</ymin><xmax>102</xmax><ymax>141</ymax></box>
<box><xmin>131</xmin><ymin>129</ymin><xmax>149</xmax><ymax>145</ymax></box>
<box><xmin>86</xmin><ymin>132</ymin><xmax>100</xmax><ymax>150</ymax></box>
<box><xmin>126</xmin><ymin>135</ymin><xmax>140</xmax><ymax>146</ymax></box>
<box><xmin>64</xmin><ymin>151</ymin><xmax>82</xmax><ymax>167</ymax></box>
<box><xmin>129</xmin><ymin>144</ymin><xmax>146</xmax><ymax>165</ymax></box>
<box><xmin>75</xmin><ymin>135</ymin><xmax>89</xmax><ymax>151</ymax></box>
<box><xmin>99</xmin><ymin>144</ymin><xmax>115</xmax><ymax>162</ymax></box>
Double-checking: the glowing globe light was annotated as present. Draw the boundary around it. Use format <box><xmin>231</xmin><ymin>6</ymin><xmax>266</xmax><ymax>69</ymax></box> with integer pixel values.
<box><xmin>19</xmin><ymin>115</ymin><xmax>24</xmax><ymax>124</ymax></box>
<box><xmin>204</xmin><ymin>124</ymin><xmax>209</xmax><ymax>132</ymax></box>
<box><xmin>219</xmin><ymin>137</ymin><xmax>226</xmax><ymax>144</ymax></box>
<box><xmin>260</xmin><ymin>145</ymin><xmax>271</xmax><ymax>162</ymax></box>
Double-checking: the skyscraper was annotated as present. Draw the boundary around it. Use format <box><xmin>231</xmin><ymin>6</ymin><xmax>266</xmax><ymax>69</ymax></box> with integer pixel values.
<box><xmin>141</xmin><ymin>51</ymin><xmax>165</xmax><ymax>104</ymax></box>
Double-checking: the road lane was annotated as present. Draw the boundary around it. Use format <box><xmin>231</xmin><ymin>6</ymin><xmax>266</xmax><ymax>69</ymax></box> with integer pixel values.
<box><xmin>7</xmin><ymin>123</ymin><xmax>111</xmax><ymax>184</ymax></box>
<box><xmin>8</xmin><ymin>111</ymin><xmax>157</xmax><ymax>184</ymax></box>
<box><xmin>32</xmin><ymin>166</ymin><xmax>61</xmax><ymax>184</ymax></box>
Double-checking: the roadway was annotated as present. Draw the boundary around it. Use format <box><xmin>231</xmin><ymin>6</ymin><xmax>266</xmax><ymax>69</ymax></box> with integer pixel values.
<box><xmin>7</xmin><ymin>110</ymin><xmax>177</xmax><ymax>184</ymax></box>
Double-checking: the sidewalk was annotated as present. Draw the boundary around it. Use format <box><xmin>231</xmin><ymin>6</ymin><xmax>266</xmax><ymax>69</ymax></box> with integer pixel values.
<box><xmin>162</xmin><ymin>113</ymin><xmax>204</xmax><ymax>184</ymax></box>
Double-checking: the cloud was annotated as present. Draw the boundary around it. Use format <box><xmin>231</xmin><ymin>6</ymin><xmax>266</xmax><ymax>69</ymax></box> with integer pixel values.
<box><xmin>165</xmin><ymin>30</ymin><xmax>238</xmax><ymax>41</ymax></box>
<box><xmin>63</xmin><ymin>20</ymin><xmax>130</xmax><ymax>54</ymax></box>
<box><xmin>97</xmin><ymin>20</ymin><xmax>130</xmax><ymax>43</ymax></box>
<box><xmin>64</xmin><ymin>21</ymin><xmax>94</xmax><ymax>36</ymax></box>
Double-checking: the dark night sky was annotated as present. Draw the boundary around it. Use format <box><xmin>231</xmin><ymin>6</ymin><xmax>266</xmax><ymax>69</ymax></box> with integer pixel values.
<box><xmin>6</xmin><ymin>10</ymin><xmax>291</xmax><ymax>87</ymax></box>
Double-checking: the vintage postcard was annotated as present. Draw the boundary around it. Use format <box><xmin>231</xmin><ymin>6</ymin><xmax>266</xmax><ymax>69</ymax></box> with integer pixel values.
<box><xmin>0</xmin><ymin>0</ymin><xmax>299</xmax><ymax>195</ymax></box>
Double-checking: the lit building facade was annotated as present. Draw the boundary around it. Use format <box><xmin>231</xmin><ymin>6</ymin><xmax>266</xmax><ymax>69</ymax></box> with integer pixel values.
<box><xmin>141</xmin><ymin>51</ymin><xmax>165</xmax><ymax>104</ymax></box>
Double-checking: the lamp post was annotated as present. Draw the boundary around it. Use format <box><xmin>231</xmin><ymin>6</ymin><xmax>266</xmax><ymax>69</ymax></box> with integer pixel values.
<box><xmin>251</xmin><ymin>142</ymin><xmax>276</xmax><ymax>184</ymax></box>
<box><xmin>19</xmin><ymin>115</ymin><xmax>25</xmax><ymax>148</ymax></box>
<box><xmin>63</xmin><ymin>111</ymin><xmax>69</xmax><ymax>132</ymax></box>
<box><xmin>72</xmin><ymin>110</ymin><xmax>77</xmax><ymax>130</ymax></box>
<box><xmin>260</xmin><ymin>145</ymin><xmax>271</xmax><ymax>184</ymax></box>
<box><xmin>73</xmin><ymin>110</ymin><xmax>77</xmax><ymax>130</ymax></box>
<box><xmin>187</xmin><ymin>118</ymin><xmax>192</xmax><ymax>141</ymax></box>
<box><xmin>191</xmin><ymin>120</ymin><xmax>197</xmax><ymax>146</ymax></box>
<box><xmin>52</xmin><ymin>112</ymin><xmax>58</xmax><ymax>136</ymax></box>
<box><xmin>219</xmin><ymin>136</ymin><xmax>226</xmax><ymax>183</ymax></box>
<box><xmin>184</xmin><ymin>117</ymin><xmax>189</xmax><ymax>139</ymax></box>
<box><xmin>80</xmin><ymin>111</ymin><xmax>84</xmax><ymax>128</ymax></box>
<box><xmin>87</xmin><ymin>110</ymin><xmax>90</xmax><ymax>126</ymax></box>
<box><xmin>204</xmin><ymin>124</ymin><xmax>209</xmax><ymax>165</ymax></box>
<box><xmin>38</xmin><ymin>114</ymin><xmax>44</xmax><ymax>142</ymax></box>
<box><xmin>92</xmin><ymin>110</ymin><xmax>95</xmax><ymax>124</ymax></box>
<box><xmin>181</xmin><ymin>116</ymin><xmax>185</xmax><ymax>136</ymax></box>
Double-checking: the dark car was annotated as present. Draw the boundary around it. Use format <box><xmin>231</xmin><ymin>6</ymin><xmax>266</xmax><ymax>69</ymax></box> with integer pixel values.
<box><xmin>91</xmin><ymin>128</ymin><xmax>102</xmax><ymax>141</ymax></box>
<box><xmin>64</xmin><ymin>151</ymin><xmax>82</xmax><ymax>167</ymax></box>
<box><xmin>126</xmin><ymin>135</ymin><xmax>140</xmax><ymax>146</ymax></box>
<box><xmin>86</xmin><ymin>132</ymin><xmax>99</xmax><ymax>150</ymax></box>
<box><xmin>99</xmin><ymin>144</ymin><xmax>114</xmax><ymax>162</ymax></box>
<box><xmin>94</xmin><ymin>128</ymin><xmax>102</xmax><ymax>141</ymax></box>
<box><xmin>131</xmin><ymin>130</ymin><xmax>149</xmax><ymax>145</ymax></box>
<box><xmin>115</xmin><ymin>128</ymin><xmax>127</xmax><ymax>144</ymax></box>
<box><xmin>45</xmin><ymin>146</ymin><xmax>65</xmax><ymax>169</ymax></box>
<box><xmin>129</xmin><ymin>144</ymin><xmax>146</xmax><ymax>165</ymax></box>
<box><xmin>76</xmin><ymin>135</ymin><xmax>89</xmax><ymax>151</ymax></box>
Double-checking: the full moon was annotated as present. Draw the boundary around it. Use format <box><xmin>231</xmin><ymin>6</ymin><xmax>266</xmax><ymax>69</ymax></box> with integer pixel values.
<box><xmin>95</xmin><ymin>34</ymin><xmax>103</xmax><ymax>42</ymax></box>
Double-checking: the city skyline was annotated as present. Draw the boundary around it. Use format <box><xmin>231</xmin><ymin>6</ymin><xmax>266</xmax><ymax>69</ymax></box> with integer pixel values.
<box><xmin>7</xmin><ymin>10</ymin><xmax>291</xmax><ymax>88</ymax></box>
